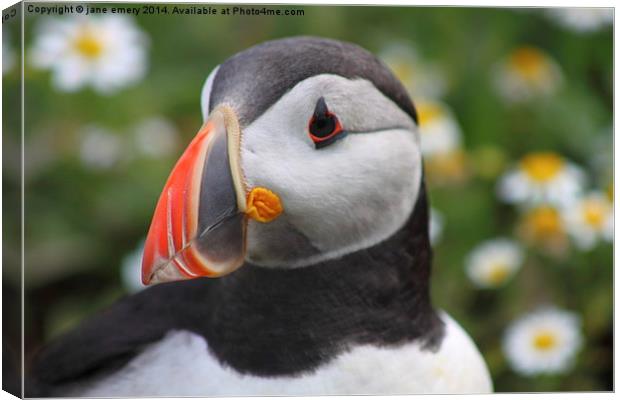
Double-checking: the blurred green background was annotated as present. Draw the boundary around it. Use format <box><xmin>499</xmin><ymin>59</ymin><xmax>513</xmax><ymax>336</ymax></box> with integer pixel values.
<box><xmin>2</xmin><ymin>4</ymin><xmax>612</xmax><ymax>393</ymax></box>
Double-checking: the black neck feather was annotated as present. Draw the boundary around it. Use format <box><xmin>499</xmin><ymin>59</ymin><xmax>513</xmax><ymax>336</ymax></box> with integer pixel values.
<box><xmin>181</xmin><ymin>181</ymin><xmax>444</xmax><ymax>376</ymax></box>
<box><xmin>27</xmin><ymin>182</ymin><xmax>445</xmax><ymax>392</ymax></box>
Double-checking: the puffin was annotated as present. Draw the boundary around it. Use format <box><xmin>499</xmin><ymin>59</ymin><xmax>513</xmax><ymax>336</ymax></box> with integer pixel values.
<box><xmin>27</xmin><ymin>36</ymin><xmax>492</xmax><ymax>396</ymax></box>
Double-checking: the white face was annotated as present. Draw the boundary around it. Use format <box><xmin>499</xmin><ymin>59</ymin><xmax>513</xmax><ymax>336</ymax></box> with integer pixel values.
<box><xmin>202</xmin><ymin>73</ymin><xmax>422</xmax><ymax>268</ymax></box>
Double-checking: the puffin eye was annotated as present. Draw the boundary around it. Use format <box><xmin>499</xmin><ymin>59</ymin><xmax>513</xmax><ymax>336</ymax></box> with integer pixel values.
<box><xmin>308</xmin><ymin>97</ymin><xmax>345</xmax><ymax>149</ymax></box>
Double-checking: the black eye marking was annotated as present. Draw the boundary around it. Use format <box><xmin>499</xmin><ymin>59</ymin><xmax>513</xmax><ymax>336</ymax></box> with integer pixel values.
<box><xmin>308</xmin><ymin>97</ymin><xmax>346</xmax><ymax>149</ymax></box>
<box><xmin>309</xmin><ymin>97</ymin><xmax>336</xmax><ymax>138</ymax></box>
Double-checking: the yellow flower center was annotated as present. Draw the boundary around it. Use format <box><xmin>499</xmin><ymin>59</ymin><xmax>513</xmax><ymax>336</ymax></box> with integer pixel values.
<box><xmin>487</xmin><ymin>263</ymin><xmax>510</xmax><ymax>285</ymax></box>
<box><xmin>417</xmin><ymin>102</ymin><xmax>443</xmax><ymax>128</ymax></box>
<box><xmin>582</xmin><ymin>199</ymin><xmax>606</xmax><ymax>229</ymax></box>
<box><xmin>520</xmin><ymin>152</ymin><xmax>564</xmax><ymax>182</ymax></box>
<box><xmin>424</xmin><ymin>149</ymin><xmax>468</xmax><ymax>184</ymax></box>
<box><xmin>74</xmin><ymin>31</ymin><xmax>104</xmax><ymax>59</ymax></box>
<box><xmin>524</xmin><ymin>206</ymin><xmax>563</xmax><ymax>237</ymax></box>
<box><xmin>510</xmin><ymin>47</ymin><xmax>548</xmax><ymax>81</ymax></box>
<box><xmin>532</xmin><ymin>331</ymin><xmax>557</xmax><ymax>351</ymax></box>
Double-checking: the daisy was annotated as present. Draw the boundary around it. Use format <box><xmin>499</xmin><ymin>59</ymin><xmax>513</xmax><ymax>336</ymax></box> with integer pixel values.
<box><xmin>3</xmin><ymin>31</ymin><xmax>15</xmax><ymax>75</ymax></box>
<box><xmin>120</xmin><ymin>239</ymin><xmax>146</xmax><ymax>293</ymax></box>
<box><xmin>503</xmin><ymin>307</ymin><xmax>582</xmax><ymax>376</ymax></box>
<box><xmin>493</xmin><ymin>46</ymin><xmax>563</xmax><ymax>103</ymax></box>
<box><xmin>465</xmin><ymin>239</ymin><xmax>524</xmax><ymax>288</ymax></box>
<box><xmin>29</xmin><ymin>15</ymin><xmax>148</xmax><ymax>94</ymax></box>
<box><xmin>78</xmin><ymin>125</ymin><xmax>123</xmax><ymax>170</ymax></box>
<box><xmin>379</xmin><ymin>42</ymin><xmax>447</xmax><ymax>99</ymax></box>
<box><xmin>417</xmin><ymin>99</ymin><xmax>462</xmax><ymax>157</ymax></box>
<box><xmin>546</xmin><ymin>8</ymin><xmax>613</xmax><ymax>33</ymax></box>
<box><xmin>563</xmin><ymin>191</ymin><xmax>613</xmax><ymax>250</ymax></box>
<box><xmin>517</xmin><ymin>204</ymin><xmax>569</xmax><ymax>256</ymax></box>
<box><xmin>497</xmin><ymin>152</ymin><xmax>586</xmax><ymax>207</ymax></box>
<box><xmin>429</xmin><ymin>208</ymin><xmax>444</xmax><ymax>245</ymax></box>
<box><xmin>133</xmin><ymin>117</ymin><xmax>179</xmax><ymax>158</ymax></box>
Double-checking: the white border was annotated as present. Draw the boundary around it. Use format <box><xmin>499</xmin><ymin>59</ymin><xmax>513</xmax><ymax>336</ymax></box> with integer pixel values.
<box><xmin>0</xmin><ymin>1</ymin><xmax>615</xmax><ymax>400</ymax></box>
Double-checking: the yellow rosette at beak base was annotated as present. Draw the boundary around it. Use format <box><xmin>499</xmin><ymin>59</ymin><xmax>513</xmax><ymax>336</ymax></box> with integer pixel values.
<box><xmin>246</xmin><ymin>187</ymin><xmax>283</xmax><ymax>223</ymax></box>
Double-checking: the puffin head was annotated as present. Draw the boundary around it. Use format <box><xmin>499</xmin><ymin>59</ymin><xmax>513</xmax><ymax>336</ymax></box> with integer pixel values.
<box><xmin>141</xmin><ymin>37</ymin><xmax>423</xmax><ymax>285</ymax></box>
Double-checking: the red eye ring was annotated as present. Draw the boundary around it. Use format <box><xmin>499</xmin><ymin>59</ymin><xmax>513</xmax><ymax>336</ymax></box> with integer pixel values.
<box><xmin>308</xmin><ymin>112</ymin><xmax>343</xmax><ymax>144</ymax></box>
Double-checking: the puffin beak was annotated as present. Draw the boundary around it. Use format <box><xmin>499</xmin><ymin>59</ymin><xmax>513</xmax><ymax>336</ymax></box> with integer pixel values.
<box><xmin>142</xmin><ymin>105</ymin><xmax>282</xmax><ymax>285</ymax></box>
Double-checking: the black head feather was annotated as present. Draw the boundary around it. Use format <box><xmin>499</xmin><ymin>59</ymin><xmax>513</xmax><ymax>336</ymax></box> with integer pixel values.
<box><xmin>209</xmin><ymin>36</ymin><xmax>418</xmax><ymax>127</ymax></box>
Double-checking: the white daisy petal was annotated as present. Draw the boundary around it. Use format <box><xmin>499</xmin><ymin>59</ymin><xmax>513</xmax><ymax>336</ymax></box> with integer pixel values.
<box><xmin>497</xmin><ymin>152</ymin><xmax>586</xmax><ymax>207</ymax></box>
<box><xmin>415</xmin><ymin>99</ymin><xmax>469</xmax><ymax>185</ymax></box>
<box><xmin>120</xmin><ymin>239</ymin><xmax>146</xmax><ymax>293</ymax></box>
<box><xmin>133</xmin><ymin>117</ymin><xmax>179</xmax><ymax>158</ymax></box>
<box><xmin>562</xmin><ymin>191</ymin><xmax>613</xmax><ymax>250</ymax></box>
<box><xmin>546</xmin><ymin>8</ymin><xmax>613</xmax><ymax>33</ymax></box>
<box><xmin>417</xmin><ymin>100</ymin><xmax>462</xmax><ymax>157</ymax></box>
<box><xmin>493</xmin><ymin>46</ymin><xmax>563</xmax><ymax>103</ymax></box>
<box><xmin>503</xmin><ymin>307</ymin><xmax>582</xmax><ymax>376</ymax></box>
<box><xmin>465</xmin><ymin>238</ymin><xmax>524</xmax><ymax>288</ymax></box>
<box><xmin>29</xmin><ymin>15</ymin><xmax>148</xmax><ymax>93</ymax></box>
<box><xmin>497</xmin><ymin>171</ymin><xmax>529</xmax><ymax>204</ymax></box>
<box><xmin>51</xmin><ymin>55</ymin><xmax>92</xmax><ymax>92</ymax></box>
<box><xmin>379</xmin><ymin>42</ymin><xmax>448</xmax><ymax>99</ymax></box>
<box><xmin>78</xmin><ymin>125</ymin><xmax>123</xmax><ymax>170</ymax></box>
<box><xmin>95</xmin><ymin>49</ymin><xmax>147</xmax><ymax>92</ymax></box>
<box><xmin>3</xmin><ymin>32</ymin><xmax>15</xmax><ymax>74</ymax></box>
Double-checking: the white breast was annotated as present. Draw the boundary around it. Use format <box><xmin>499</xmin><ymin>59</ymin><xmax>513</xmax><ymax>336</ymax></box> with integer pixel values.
<box><xmin>64</xmin><ymin>312</ymin><xmax>492</xmax><ymax>396</ymax></box>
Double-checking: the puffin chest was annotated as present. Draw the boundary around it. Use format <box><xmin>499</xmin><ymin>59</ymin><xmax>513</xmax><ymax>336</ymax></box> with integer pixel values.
<box><xmin>64</xmin><ymin>313</ymin><xmax>492</xmax><ymax>396</ymax></box>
